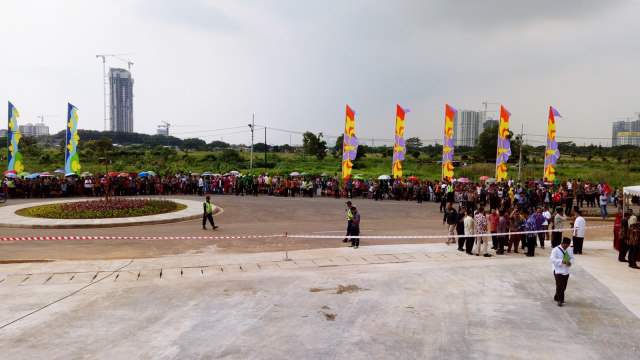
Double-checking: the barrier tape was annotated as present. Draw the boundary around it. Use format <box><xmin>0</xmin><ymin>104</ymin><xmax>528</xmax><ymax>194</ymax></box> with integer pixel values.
<box><xmin>0</xmin><ymin>225</ymin><xmax>613</xmax><ymax>242</ymax></box>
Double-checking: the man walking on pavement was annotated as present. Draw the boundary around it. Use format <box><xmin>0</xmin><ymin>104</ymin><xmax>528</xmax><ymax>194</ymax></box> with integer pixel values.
<box><xmin>474</xmin><ymin>207</ymin><xmax>492</xmax><ymax>257</ymax></box>
<box><xmin>464</xmin><ymin>208</ymin><xmax>475</xmax><ymax>255</ymax></box>
<box><xmin>343</xmin><ymin>201</ymin><xmax>354</xmax><ymax>243</ymax></box>
<box><xmin>550</xmin><ymin>237</ymin><xmax>575</xmax><ymax>307</ymax></box>
<box><xmin>443</xmin><ymin>202</ymin><xmax>457</xmax><ymax>245</ymax></box>
<box><xmin>202</xmin><ymin>196</ymin><xmax>218</xmax><ymax>230</ymax></box>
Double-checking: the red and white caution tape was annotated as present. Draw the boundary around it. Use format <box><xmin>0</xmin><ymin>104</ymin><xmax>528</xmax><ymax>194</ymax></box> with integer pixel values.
<box><xmin>0</xmin><ymin>225</ymin><xmax>613</xmax><ymax>242</ymax></box>
<box><xmin>0</xmin><ymin>234</ymin><xmax>286</xmax><ymax>242</ymax></box>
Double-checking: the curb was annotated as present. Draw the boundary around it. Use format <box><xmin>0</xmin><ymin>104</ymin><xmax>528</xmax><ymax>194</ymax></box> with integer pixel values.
<box><xmin>0</xmin><ymin>198</ymin><xmax>220</xmax><ymax>229</ymax></box>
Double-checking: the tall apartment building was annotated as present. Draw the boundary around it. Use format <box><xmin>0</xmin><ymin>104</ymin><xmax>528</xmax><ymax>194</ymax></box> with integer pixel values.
<box><xmin>483</xmin><ymin>119</ymin><xmax>499</xmax><ymax>129</ymax></box>
<box><xmin>109</xmin><ymin>68</ymin><xmax>134</xmax><ymax>132</ymax></box>
<box><xmin>452</xmin><ymin>110</ymin><xmax>483</xmax><ymax>147</ymax></box>
<box><xmin>612</xmin><ymin>119</ymin><xmax>640</xmax><ymax>147</ymax></box>
<box><xmin>19</xmin><ymin>123</ymin><xmax>49</xmax><ymax>137</ymax></box>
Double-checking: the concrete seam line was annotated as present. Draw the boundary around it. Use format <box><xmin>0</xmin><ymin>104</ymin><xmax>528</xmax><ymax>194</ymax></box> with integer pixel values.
<box><xmin>0</xmin><ymin>259</ymin><xmax>134</xmax><ymax>330</ymax></box>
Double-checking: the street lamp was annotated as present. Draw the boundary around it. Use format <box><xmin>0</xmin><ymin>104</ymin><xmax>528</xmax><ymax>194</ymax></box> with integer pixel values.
<box><xmin>248</xmin><ymin>114</ymin><xmax>254</xmax><ymax>175</ymax></box>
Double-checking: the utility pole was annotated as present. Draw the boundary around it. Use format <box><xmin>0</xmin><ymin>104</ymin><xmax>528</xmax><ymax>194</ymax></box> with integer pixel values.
<box><xmin>517</xmin><ymin>124</ymin><xmax>523</xmax><ymax>182</ymax></box>
<box><xmin>248</xmin><ymin>114</ymin><xmax>254</xmax><ymax>174</ymax></box>
<box><xmin>264</xmin><ymin>126</ymin><xmax>267</xmax><ymax>171</ymax></box>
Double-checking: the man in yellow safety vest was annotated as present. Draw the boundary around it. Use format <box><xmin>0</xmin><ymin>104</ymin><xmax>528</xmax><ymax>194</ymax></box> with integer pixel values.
<box><xmin>203</xmin><ymin>196</ymin><xmax>218</xmax><ymax>230</ymax></box>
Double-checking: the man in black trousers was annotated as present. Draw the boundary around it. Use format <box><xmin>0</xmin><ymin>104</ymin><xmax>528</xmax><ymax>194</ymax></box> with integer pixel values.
<box><xmin>203</xmin><ymin>196</ymin><xmax>218</xmax><ymax>230</ymax></box>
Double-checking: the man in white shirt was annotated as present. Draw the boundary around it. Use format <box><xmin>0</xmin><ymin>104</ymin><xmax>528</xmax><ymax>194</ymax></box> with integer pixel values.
<box><xmin>464</xmin><ymin>209</ymin><xmax>475</xmax><ymax>255</ymax></box>
<box><xmin>542</xmin><ymin>206</ymin><xmax>552</xmax><ymax>242</ymax></box>
<box><xmin>550</xmin><ymin>237</ymin><xmax>575</xmax><ymax>307</ymax></box>
<box><xmin>572</xmin><ymin>209</ymin><xmax>586</xmax><ymax>254</ymax></box>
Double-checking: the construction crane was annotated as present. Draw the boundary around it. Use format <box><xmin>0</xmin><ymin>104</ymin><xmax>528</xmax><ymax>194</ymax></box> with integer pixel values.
<box><xmin>158</xmin><ymin>121</ymin><xmax>170</xmax><ymax>136</ymax></box>
<box><xmin>96</xmin><ymin>53</ymin><xmax>133</xmax><ymax>131</ymax></box>
<box><xmin>36</xmin><ymin>114</ymin><xmax>59</xmax><ymax>125</ymax></box>
<box><xmin>482</xmin><ymin>101</ymin><xmax>500</xmax><ymax>122</ymax></box>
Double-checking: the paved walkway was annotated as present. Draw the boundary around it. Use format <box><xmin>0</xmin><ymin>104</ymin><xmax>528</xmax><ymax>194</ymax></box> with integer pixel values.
<box><xmin>0</xmin><ymin>198</ymin><xmax>220</xmax><ymax>229</ymax></box>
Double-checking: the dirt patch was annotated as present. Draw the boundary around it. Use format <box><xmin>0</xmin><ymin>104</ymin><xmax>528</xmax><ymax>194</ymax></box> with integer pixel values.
<box><xmin>321</xmin><ymin>312</ymin><xmax>336</xmax><ymax>321</ymax></box>
<box><xmin>321</xmin><ymin>305</ymin><xmax>330</xmax><ymax>310</ymax></box>
<box><xmin>309</xmin><ymin>287</ymin><xmax>327</xmax><ymax>292</ymax></box>
<box><xmin>0</xmin><ymin>259</ymin><xmax>54</xmax><ymax>264</ymax></box>
<box><xmin>336</xmin><ymin>285</ymin><xmax>365</xmax><ymax>294</ymax></box>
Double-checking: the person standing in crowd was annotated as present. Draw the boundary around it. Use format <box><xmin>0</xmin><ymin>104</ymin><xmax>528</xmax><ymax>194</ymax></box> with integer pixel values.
<box><xmin>550</xmin><ymin>237</ymin><xmax>575</xmax><ymax>307</ymax></box>
<box><xmin>534</xmin><ymin>207</ymin><xmax>546</xmax><ymax>249</ymax></box>
<box><xmin>614</xmin><ymin>211</ymin><xmax>623</xmax><ymax>251</ymax></box>
<box><xmin>524</xmin><ymin>209</ymin><xmax>538</xmax><ymax>257</ymax></box>
<box><xmin>572</xmin><ymin>209</ymin><xmax>586</xmax><ymax>254</ymax></box>
<box><xmin>600</xmin><ymin>192</ymin><xmax>609</xmax><ymax>219</ymax></box>
<box><xmin>618</xmin><ymin>212</ymin><xmax>631</xmax><ymax>263</ymax></box>
<box><xmin>348</xmin><ymin>207</ymin><xmax>361</xmax><ymax>249</ymax></box>
<box><xmin>464</xmin><ymin>208</ymin><xmax>475</xmax><ymax>255</ymax></box>
<box><xmin>456</xmin><ymin>207</ymin><xmax>467</xmax><ymax>252</ymax></box>
<box><xmin>342</xmin><ymin>201</ymin><xmax>354</xmax><ymax>243</ymax></box>
<box><xmin>443</xmin><ymin>202</ymin><xmax>458</xmax><ymax>246</ymax></box>
<box><xmin>497</xmin><ymin>209</ymin><xmax>509</xmax><ymax>255</ymax></box>
<box><xmin>489</xmin><ymin>208</ymin><xmax>500</xmax><ymax>250</ymax></box>
<box><xmin>474</xmin><ymin>207</ymin><xmax>492</xmax><ymax>257</ymax></box>
<box><xmin>202</xmin><ymin>196</ymin><xmax>218</xmax><ymax>230</ymax></box>
<box><xmin>507</xmin><ymin>208</ymin><xmax>523</xmax><ymax>254</ymax></box>
<box><xmin>552</xmin><ymin>207</ymin><xmax>567</xmax><ymax>248</ymax></box>
<box><xmin>627</xmin><ymin>223</ymin><xmax>640</xmax><ymax>269</ymax></box>
<box><xmin>542</xmin><ymin>206</ymin><xmax>552</xmax><ymax>243</ymax></box>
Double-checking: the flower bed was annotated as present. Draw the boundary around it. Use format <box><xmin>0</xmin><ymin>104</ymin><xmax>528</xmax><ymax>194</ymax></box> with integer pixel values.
<box><xmin>16</xmin><ymin>199</ymin><xmax>186</xmax><ymax>219</ymax></box>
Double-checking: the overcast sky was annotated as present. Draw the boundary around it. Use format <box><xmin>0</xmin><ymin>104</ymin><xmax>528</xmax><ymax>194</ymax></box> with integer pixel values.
<box><xmin>1</xmin><ymin>0</ymin><xmax>639</xmax><ymax>147</ymax></box>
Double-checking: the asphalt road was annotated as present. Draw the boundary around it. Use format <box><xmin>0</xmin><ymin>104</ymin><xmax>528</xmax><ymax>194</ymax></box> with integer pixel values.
<box><xmin>0</xmin><ymin>194</ymin><xmax>615</xmax><ymax>261</ymax></box>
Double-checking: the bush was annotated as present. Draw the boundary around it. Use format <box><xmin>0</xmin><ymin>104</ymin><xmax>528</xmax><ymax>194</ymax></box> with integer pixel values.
<box><xmin>17</xmin><ymin>199</ymin><xmax>186</xmax><ymax>219</ymax></box>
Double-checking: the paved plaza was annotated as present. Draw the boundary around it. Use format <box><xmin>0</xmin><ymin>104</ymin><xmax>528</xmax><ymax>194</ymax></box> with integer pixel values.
<box><xmin>0</xmin><ymin>196</ymin><xmax>639</xmax><ymax>359</ymax></box>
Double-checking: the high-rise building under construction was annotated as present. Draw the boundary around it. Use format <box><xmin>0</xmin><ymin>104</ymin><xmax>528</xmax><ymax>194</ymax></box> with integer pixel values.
<box><xmin>109</xmin><ymin>68</ymin><xmax>134</xmax><ymax>132</ymax></box>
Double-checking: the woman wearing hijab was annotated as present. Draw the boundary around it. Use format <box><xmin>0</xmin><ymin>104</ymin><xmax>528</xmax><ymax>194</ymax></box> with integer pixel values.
<box><xmin>614</xmin><ymin>211</ymin><xmax>623</xmax><ymax>250</ymax></box>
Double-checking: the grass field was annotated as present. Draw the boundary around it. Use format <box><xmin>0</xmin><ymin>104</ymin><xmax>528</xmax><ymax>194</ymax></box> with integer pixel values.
<box><xmin>7</xmin><ymin>147</ymin><xmax>640</xmax><ymax>189</ymax></box>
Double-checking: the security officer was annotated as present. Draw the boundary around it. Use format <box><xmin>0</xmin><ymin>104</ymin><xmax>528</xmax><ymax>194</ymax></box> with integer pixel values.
<box><xmin>343</xmin><ymin>201</ymin><xmax>353</xmax><ymax>243</ymax></box>
<box><xmin>203</xmin><ymin>196</ymin><xmax>218</xmax><ymax>230</ymax></box>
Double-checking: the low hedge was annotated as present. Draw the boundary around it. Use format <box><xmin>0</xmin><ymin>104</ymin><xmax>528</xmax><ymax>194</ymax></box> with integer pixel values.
<box><xmin>16</xmin><ymin>199</ymin><xmax>186</xmax><ymax>219</ymax></box>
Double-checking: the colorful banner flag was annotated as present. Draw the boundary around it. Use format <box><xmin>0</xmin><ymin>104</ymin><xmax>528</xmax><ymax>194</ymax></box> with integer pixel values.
<box><xmin>341</xmin><ymin>105</ymin><xmax>358</xmax><ymax>179</ymax></box>
<box><xmin>393</xmin><ymin>105</ymin><xmax>409</xmax><ymax>179</ymax></box>
<box><xmin>442</xmin><ymin>104</ymin><xmax>458</xmax><ymax>181</ymax></box>
<box><xmin>495</xmin><ymin>105</ymin><xmax>512</xmax><ymax>182</ymax></box>
<box><xmin>7</xmin><ymin>101</ymin><xmax>24</xmax><ymax>173</ymax></box>
<box><xmin>544</xmin><ymin>106</ymin><xmax>562</xmax><ymax>182</ymax></box>
<box><xmin>65</xmin><ymin>103</ymin><xmax>81</xmax><ymax>174</ymax></box>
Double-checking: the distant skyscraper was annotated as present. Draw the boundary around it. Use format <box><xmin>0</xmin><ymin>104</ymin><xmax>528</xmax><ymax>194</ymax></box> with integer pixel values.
<box><xmin>612</xmin><ymin>119</ymin><xmax>640</xmax><ymax>147</ymax></box>
<box><xmin>483</xmin><ymin>119</ymin><xmax>499</xmax><ymax>129</ymax></box>
<box><xmin>452</xmin><ymin>110</ymin><xmax>483</xmax><ymax>147</ymax></box>
<box><xmin>109</xmin><ymin>68</ymin><xmax>134</xmax><ymax>132</ymax></box>
<box><xmin>19</xmin><ymin>123</ymin><xmax>49</xmax><ymax>137</ymax></box>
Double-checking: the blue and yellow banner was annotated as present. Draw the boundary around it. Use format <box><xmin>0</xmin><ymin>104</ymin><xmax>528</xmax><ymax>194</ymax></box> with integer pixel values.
<box><xmin>7</xmin><ymin>101</ymin><xmax>24</xmax><ymax>173</ymax></box>
<box><xmin>65</xmin><ymin>103</ymin><xmax>81</xmax><ymax>174</ymax></box>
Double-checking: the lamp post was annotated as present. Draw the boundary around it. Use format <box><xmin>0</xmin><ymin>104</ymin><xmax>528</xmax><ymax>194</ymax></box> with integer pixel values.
<box><xmin>248</xmin><ymin>114</ymin><xmax>254</xmax><ymax>175</ymax></box>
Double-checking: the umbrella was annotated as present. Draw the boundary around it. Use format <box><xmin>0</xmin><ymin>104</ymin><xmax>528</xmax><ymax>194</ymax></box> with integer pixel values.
<box><xmin>320</xmin><ymin>173</ymin><xmax>330</xmax><ymax>177</ymax></box>
<box><xmin>107</xmin><ymin>172</ymin><xmax>117</xmax><ymax>177</ymax></box>
<box><xmin>202</xmin><ymin>171</ymin><xmax>213</xmax><ymax>176</ymax></box>
<box><xmin>190</xmin><ymin>172</ymin><xmax>200</xmax><ymax>176</ymax></box>
<box><xmin>128</xmin><ymin>172</ymin><xmax>138</xmax><ymax>178</ymax></box>
<box><xmin>457</xmin><ymin>177</ymin><xmax>469</xmax><ymax>183</ymax></box>
<box><xmin>485</xmin><ymin>178</ymin><xmax>496</xmax><ymax>183</ymax></box>
<box><xmin>300</xmin><ymin>172</ymin><xmax>309</xmax><ymax>176</ymax></box>
<box><xmin>40</xmin><ymin>172</ymin><xmax>54</xmax><ymax>177</ymax></box>
<box><xmin>229</xmin><ymin>170</ymin><xmax>240</xmax><ymax>175</ymax></box>
<box><xmin>378</xmin><ymin>175</ymin><xmax>391</xmax><ymax>180</ymax></box>
<box><xmin>4</xmin><ymin>170</ymin><xmax>17</xmax><ymax>175</ymax></box>
<box><xmin>353</xmin><ymin>175</ymin><xmax>364</xmax><ymax>180</ymax></box>
<box><xmin>81</xmin><ymin>172</ymin><xmax>93</xmax><ymax>178</ymax></box>
<box><xmin>408</xmin><ymin>176</ymin><xmax>419</xmax><ymax>181</ymax></box>
<box><xmin>5</xmin><ymin>173</ymin><xmax>18</xmax><ymax>178</ymax></box>
<box><xmin>479</xmin><ymin>176</ymin><xmax>490</xmax><ymax>181</ymax></box>
<box><xmin>118</xmin><ymin>173</ymin><xmax>129</xmax><ymax>178</ymax></box>
<box><xmin>19</xmin><ymin>171</ymin><xmax>30</xmax><ymax>177</ymax></box>
<box><xmin>138</xmin><ymin>172</ymin><xmax>148</xmax><ymax>177</ymax></box>
<box><xmin>25</xmin><ymin>173</ymin><xmax>39</xmax><ymax>179</ymax></box>
<box><xmin>65</xmin><ymin>172</ymin><xmax>78</xmax><ymax>177</ymax></box>
<box><xmin>290</xmin><ymin>172</ymin><xmax>300</xmax><ymax>176</ymax></box>
<box><xmin>223</xmin><ymin>173</ymin><xmax>231</xmax><ymax>177</ymax></box>
<box><xmin>54</xmin><ymin>169</ymin><xmax>65</xmax><ymax>174</ymax></box>
<box><xmin>534</xmin><ymin>180</ymin><xmax>544</xmax><ymax>185</ymax></box>
<box><xmin>146</xmin><ymin>171</ymin><xmax>156</xmax><ymax>176</ymax></box>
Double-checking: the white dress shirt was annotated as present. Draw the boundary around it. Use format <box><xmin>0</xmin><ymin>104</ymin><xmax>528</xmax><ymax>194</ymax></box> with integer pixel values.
<box><xmin>573</xmin><ymin>216</ymin><xmax>586</xmax><ymax>238</ymax></box>
<box><xmin>550</xmin><ymin>245</ymin><xmax>575</xmax><ymax>275</ymax></box>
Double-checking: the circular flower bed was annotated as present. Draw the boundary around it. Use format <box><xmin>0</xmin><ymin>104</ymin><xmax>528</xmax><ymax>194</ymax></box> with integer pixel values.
<box><xmin>16</xmin><ymin>199</ymin><xmax>186</xmax><ymax>219</ymax></box>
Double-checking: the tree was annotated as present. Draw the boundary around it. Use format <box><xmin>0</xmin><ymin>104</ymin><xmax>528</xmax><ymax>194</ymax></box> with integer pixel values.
<box><xmin>182</xmin><ymin>138</ymin><xmax>207</xmax><ymax>151</ymax></box>
<box><xmin>207</xmin><ymin>140</ymin><xmax>230</xmax><ymax>149</ymax></box>
<box><xmin>332</xmin><ymin>135</ymin><xmax>344</xmax><ymax>157</ymax></box>
<box><xmin>302</xmin><ymin>132</ymin><xmax>327</xmax><ymax>160</ymax></box>
<box><xmin>475</xmin><ymin>124</ymin><xmax>499</xmax><ymax>161</ymax></box>
<box><xmin>405</xmin><ymin>137</ymin><xmax>423</xmax><ymax>150</ymax></box>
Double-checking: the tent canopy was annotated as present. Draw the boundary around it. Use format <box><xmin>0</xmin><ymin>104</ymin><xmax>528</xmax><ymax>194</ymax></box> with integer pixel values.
<box><xmin>623</xmin><ymin>186</ymin><xmax>640</xmax><ymax>196</ymax></box>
